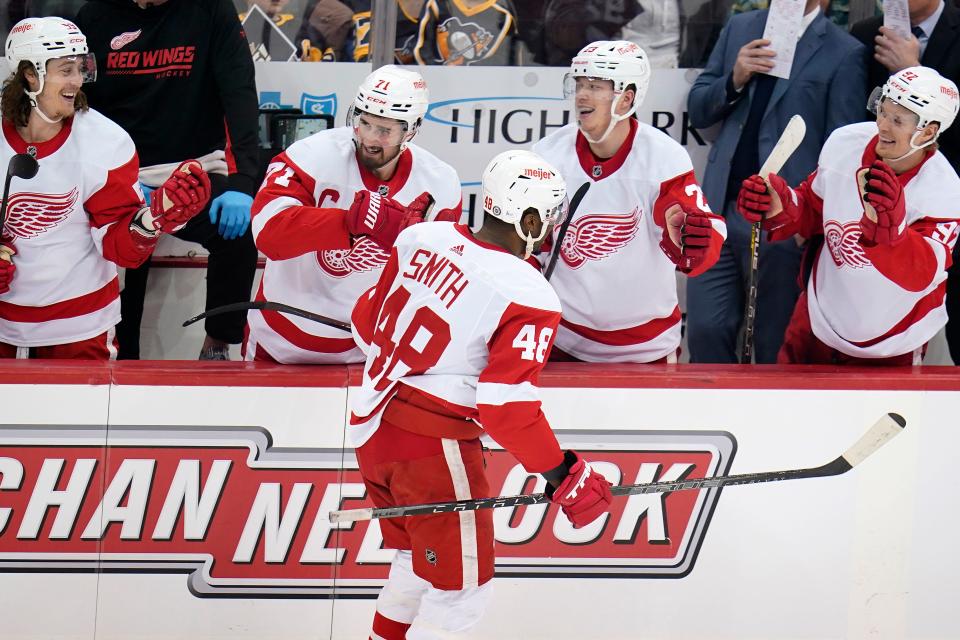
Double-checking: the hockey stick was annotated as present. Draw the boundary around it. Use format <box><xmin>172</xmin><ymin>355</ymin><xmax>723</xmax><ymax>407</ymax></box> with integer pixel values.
<box><xmin>0</xmin><ymin>153</ymin><xmax>39</xmax><ymax>232</ymax></box>
<box><xmin>544</xmin><ymin>181</ymin><xmax>590</xmax><ymax>281</ymax></box>
<box><xmin>739</xmin><ymin>114</ymin><xmax>806</xmax><ymax>364</ymax></box>
<box><xmin>183</xmin><ymin>300</ymin><xmax>351</xmax><ymax>332</ymax></box>
<box><xmin>329</xmin><ymin>412</ymin><xmax>905</xmax><ymax>523</ymax></box>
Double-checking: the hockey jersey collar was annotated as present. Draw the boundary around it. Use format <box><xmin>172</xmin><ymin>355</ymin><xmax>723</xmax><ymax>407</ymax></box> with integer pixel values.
<box><xmin>575</xmin><ymin>117</ymin><xmax>637</xmax><ymax>182</ymax></box>
<box><xmin>3</xmin><ymin>117</ymin><xmax>74</xmax><ymax>159</ymax></box>
<box><xmin>862</xmin><ymin>134</ymin><xmax>935</xmax><ymax>186</ymax></box>
<box><xmin>357</xmin><ymin>147</ymin><xmax>413</xmax><ymax>197</ymax></box>
<box><xmin>455</xmin><ymin>223</ymin><xmax>513</xmax><ymax>255</ymax></box>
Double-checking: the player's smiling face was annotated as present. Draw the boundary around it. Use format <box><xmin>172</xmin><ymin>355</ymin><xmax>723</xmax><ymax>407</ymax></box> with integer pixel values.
<box><xmin>36</xmin><ymin>57</ymin><xmax>84</xmax><ymax>120</ymax></box>
<box><xmin>875</xmin><ymin>99</ymin><xmax>926</xmax><ymax>160</ymax></box>
<box><xmin>572</xmin><ymin>77</ymin><xmax>617</xmax><ymax>138</ymax></box>
<box><xmin>353</xmin><ymin>111</ymin><xmax>408</xmax><ymax>170</ymax></box>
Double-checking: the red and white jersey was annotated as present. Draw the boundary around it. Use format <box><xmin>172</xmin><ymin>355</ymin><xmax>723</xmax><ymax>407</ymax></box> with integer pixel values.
<box><xmin>0</xmin><ymin>110</ymin><xmax>152</xmax><ymax>347</ymax></box>
<box><xmin>798</xmin><ymin>122</ymin><xmax>960</xmax><ymax>358</ymax></box>
<box><xmin>349</xmin><ymin>222</ymin><xmax>564</xmax><ymax>474</ymax></box>
<box><xmin>248</xmin><ymin>126</ymin><xmax>461</xmax><ymax>364</ymax></box>
<box><xmin>533</xmin><ymin>119</ymin><xmax>726</xmax><ymax>362</ymax></box>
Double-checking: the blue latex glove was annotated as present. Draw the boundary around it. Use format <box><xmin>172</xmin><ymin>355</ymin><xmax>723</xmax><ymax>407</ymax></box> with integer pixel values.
<box><xmin>139</xmin><ymin>183</ymin><xmax>155</xmax><ymax>206</ymax></box>
<box><xmin>209</xmin><ymin>190</ymin><xmax>253</xmax><ymax>240</ymax></box>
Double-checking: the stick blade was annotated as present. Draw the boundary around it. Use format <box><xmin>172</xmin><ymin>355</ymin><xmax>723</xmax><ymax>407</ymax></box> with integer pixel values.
<box><xmin>841</xmin><ymin>412</ymin><xmax>906</xmax><ymax>468</ymax></box>
<box><xmin>759</xmin><ymin>114</ymin><xmax>807</xmax><ymax>177</ymax></box>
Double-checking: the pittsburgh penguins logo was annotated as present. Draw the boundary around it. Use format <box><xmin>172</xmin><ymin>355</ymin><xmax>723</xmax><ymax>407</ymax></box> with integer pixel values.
<box><xmin>436</xmin><ymin>17</ymin><xmax>494</xmax><ymax>66</ymax></box>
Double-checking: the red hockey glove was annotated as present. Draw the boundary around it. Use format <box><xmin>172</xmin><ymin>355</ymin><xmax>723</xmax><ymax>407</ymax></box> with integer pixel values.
<box><xmin>132</xmin><ymin>160</ymin><xmax>212</xmax><ymax>237</ymax></box>
<box><xmin>346</xmin><ymin>190</ymin><xmax>434</xmax><ymax>251</ymax></box>
<box><xmin>737</xmin><ymin>174</ymin><xmax>772</xmax><ymax>224</ymax></box>
<box><xmin>0</xmin><ymin>243</ymin><xmax>15</xmax><ymax>295</ymax></box>
<box><xmin>544</xmin><ymin>451</ymin><xmax>613</xmax><ymax>528</ymax></box>
<box><xmin>659</xmin><ymin>207</ymin><xmax>714</xmax><ymax>272</ymax></box>
<box><xmin>859</xmin><ymin>160</ymin><xmax>906</xmax><ymax>246</ymax></box>
<box><xmin>738</xmin><ymin>173</ymin><xmax>801</xmax><ymax>234</ymax></box>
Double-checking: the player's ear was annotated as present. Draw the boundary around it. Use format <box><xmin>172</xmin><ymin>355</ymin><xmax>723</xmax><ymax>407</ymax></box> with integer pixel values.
<box><xmin>920</xmin><ymin>121</ymin><xmax>940</xmax><ymax>145</ymax></box>
<box><xmin>20</xmin><ymin>62</ymin><xmax>39</xmax><ymax>93</ymax></box>
<box><xmin>616</xmin><ymin>86</ymin><xmax>636</xmax><ymax>115</ymax></box>
<box><xmin>521</xmin><ymin>207</ymin><xmax>543</xmax><ymax>236</ymax></box>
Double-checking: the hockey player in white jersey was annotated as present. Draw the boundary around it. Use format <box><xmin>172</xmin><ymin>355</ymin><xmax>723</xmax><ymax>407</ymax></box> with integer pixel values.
<box><xmin>246</xmin><ymin>65</ymin><xmax>462</xmax><ymax>364</ymax></box>
<box><xmin>738</xmin><ymin>66</ymin><xmax>960</xmax><ymax>364</ymax></box>
<box><xmin>533</xmin><ymin>41</ymin><xmax>726</xmax><ymax>363</ymax></box>
<box><xmin>349</xmin><ymin>150</ymin><xmax>612</xmax><ymax>640</ymax></box>
<box><xmin>0</xmin><ymin>18</ymin><xmax>211</xmax><ymax>359</ymax></box>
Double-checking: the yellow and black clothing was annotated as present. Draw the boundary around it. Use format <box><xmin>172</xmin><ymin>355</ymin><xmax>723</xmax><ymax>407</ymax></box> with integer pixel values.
<box><xmin>413</xmin><ymin>0</ymin><xmax>519</xmax><ymax>66</ymax></box>
<box><xmin>347</xmin><ymin>0</ymin><xmax>422</xmax><ymax>63</ymax></box>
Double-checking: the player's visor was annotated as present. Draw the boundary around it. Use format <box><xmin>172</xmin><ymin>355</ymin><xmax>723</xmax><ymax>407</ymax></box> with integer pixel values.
<box><xmin>349</xmin><ymin>107</ymin><xmax>409</xmax><ymax>148</ymax></box>
<box><xmin>47</xmin><ymin>54</ymin><xmax>97</xmax><ymax>84</ymax></box>
<box><xmin>562</xmin><ymin>74</ymin><xmax>616</xmax><ymax>100</ymax></box>
<box><xmin>866</xmin><ymin>86</ymin><xmax>883</xmax><ymax>116</ymax></box>
<box><xmin>544</xmin><ymin>198</ymin><xmax>567</xmax><ymax>228</ymax></box>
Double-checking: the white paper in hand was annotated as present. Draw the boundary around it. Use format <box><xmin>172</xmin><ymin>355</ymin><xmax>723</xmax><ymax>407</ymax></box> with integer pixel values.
<box><xmin>883</xmin><ymin>0</ymin><xmax>912</xmax><ymax>39</ymax></box>
<box><xmin>761</xmin><ymin>0</ymin><xmax>805</xmax><ymax>79</ymax></box>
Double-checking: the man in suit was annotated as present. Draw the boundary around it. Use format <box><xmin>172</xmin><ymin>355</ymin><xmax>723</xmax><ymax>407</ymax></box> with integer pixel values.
<box><xmin>851</xmin><ymin>0</ymin><xmax>960</xmax><ymax>363</ymax></box>
<box><xmin>686</xmin><ymin>0</ymin><xmax>867</xmax><ymax>363</ymax></box>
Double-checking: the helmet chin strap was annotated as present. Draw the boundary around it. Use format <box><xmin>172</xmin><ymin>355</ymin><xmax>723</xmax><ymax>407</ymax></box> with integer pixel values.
<box><xmin>514</xmin><ymin>221</ymin><xmax>547</xmax><ymax>260</ymax></box>
<box><xmin>25</xmin><ymin>78</ymin><xmax>63</xmax><ymax>125</ymax></box>
<box><xmin>885</xmin><ymin>129</ymin><xmax>935</xmax><ymax>163</ymax></box>
<box><xmin>579</xmin><ymin>94</ymin><xmax>636</xmax><ymax>145</ymax></box>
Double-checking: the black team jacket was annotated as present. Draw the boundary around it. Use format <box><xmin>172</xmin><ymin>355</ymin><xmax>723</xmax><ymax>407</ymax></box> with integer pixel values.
<box><xmin>75</xmin><ymin>0</ymin><xmax>260</xmax><ymax>196</ymax></box>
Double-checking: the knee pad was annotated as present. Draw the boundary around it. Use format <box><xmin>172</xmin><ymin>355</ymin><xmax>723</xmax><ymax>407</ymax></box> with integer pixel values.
<box><xmin>375</xmin><ymin>550</ymin><xmax>430</xmax><ymax>624</ymax></box>
<box><xmin>406</xmin><ymin>581</ymin><xmax>493</xmax><ymax>639</ymax></box>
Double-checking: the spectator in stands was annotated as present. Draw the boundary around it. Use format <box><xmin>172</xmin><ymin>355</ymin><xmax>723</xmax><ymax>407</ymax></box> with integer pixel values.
<box><xmin>737</xmin><ymin>67</ymin><xmax>960</xmax><ymax>364</ymax></box>
<box><xmin>413</xmin><ymin>0</ymin><xmax>520</xmax><ymax>65</ymax></box>
<box><xmin>294</xmin><ymin>0</ymin><xmax>352</xmax><ymax>60</ymax></box>
<box><xmin>685</xmin><ymin>0</ymin><xmax>866</xmax><ymax>363</ymax></box>
<box><xmin>239</xmin><ymin>0</ymin><xmax>313</xmax><ymax>61</ymax></box>
<box><xmin>619</xmin><ymin>0</ymin><xmax>683</xmax><ymax>68</ymax></box>
<box><xmin>75</xmin><ymin>0</ymin><xmax>260</xmax><ymax>361</ymax></box>
<box><xmin>533</xmin><ymin>0</ymin><xmax>637</xmax><ymax>67</ymax></box>
<box><xmin>850</xmin><ymin>0</ymin><xmax>960</xmax><ymax>363</ymax></box>
<box><xmin>333</xmin><ymin>0</ymin><xmax>424</xmax><ymax>63</ymax></box>
<box><xmin>0</xmin><ymin>17</ymin><xmax>211</xmax><ymax>360</ymax></box>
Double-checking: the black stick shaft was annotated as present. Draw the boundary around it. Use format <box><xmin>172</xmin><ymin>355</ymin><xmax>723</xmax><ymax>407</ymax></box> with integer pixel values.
<box><xmin>334</xmin><ymin>458</ymin><xmax>850</xmax><ymax>521</ymax></box>
<box><xmin>740</xmin><ymin>221</ymin><xmax>761</xmax><ymax>363</ymax></box>
<box><xmin>0</xmin><ymin>173</ymin><xmax>14</xmax><ymax>232</ymax></box>
<box><xmin>544</xmin><ymin>182</ymin><xmax>590</xmax><ymax>281</ymax></box>
<box><xmin>330</xmin><ymin>413</ymin><xmax>905</xmax><ymax>523</ymax></box>
<box><xmin>183</xmin><ymin>301</ymin><xmax>351</xmax><ymax>332</ymax></box>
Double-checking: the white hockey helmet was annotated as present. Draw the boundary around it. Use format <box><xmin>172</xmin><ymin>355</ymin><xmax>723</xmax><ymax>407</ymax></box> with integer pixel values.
<box><xmin>872</xmin><ymin>66</ymin><xmax>959</xmax><ymax>160</ymax></box>
<box><xmin>481</xmin><ymin>150</ymin><xmax>567</xmax><ymax>258</ymax></box>
<box><xmin>353</xmin><ymin>64</ymin><xmax>429</xmax><ymax>133</ymax></box>
<box><xmin>880</xmin><ymin>66</ymin><xmax>958</xmax><ymax>135</ymax></box>
<box><xmin>564</xmin><ymin>41</ymin><xmax>651</xmax><ymax>143</ymax></box>
<box><xmin>5</xmin><ymin>17</ymin><xmax>96</xmax><ymax>106</ymax></box>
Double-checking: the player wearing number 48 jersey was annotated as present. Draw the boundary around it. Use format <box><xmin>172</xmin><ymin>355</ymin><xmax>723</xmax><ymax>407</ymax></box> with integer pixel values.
<box><xmin>246</xmin><ymin>65</ymin><xmax>461</xmax><ymax>364</ymax></box>
<box><xmin>533</xmin><ymin>41</ymin><xmax>726</xmax><ymax>363</ymax></box>
<box><xmin>738</xmin><ymin>67</ymin><xmax>960</xmax><ymax>364</ymax></box>
<box><xmin>349</xmin><ymin>150</ymin><xmax>612</xmax><ymax>640</ymax></box>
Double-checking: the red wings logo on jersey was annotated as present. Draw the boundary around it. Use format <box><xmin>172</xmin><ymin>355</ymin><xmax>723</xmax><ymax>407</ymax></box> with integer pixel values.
<box><xmin>1</xmin><ymin>189</ymin><xmax>79</xmax><ymax>241</ymax></box>
<box><xmin>824</xmin><ymin>220</ymin><xmax>869</xmax><ymax>269</ymax></box>
<box><xmin>560</xmin><ymin>207</ymin><xmax>641</xmax><ymax>269</ymax></box>
<box><xmin>317</xmin><ymin>236</ymin><xmax>388</xmax><ymax>277</ymax></box>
